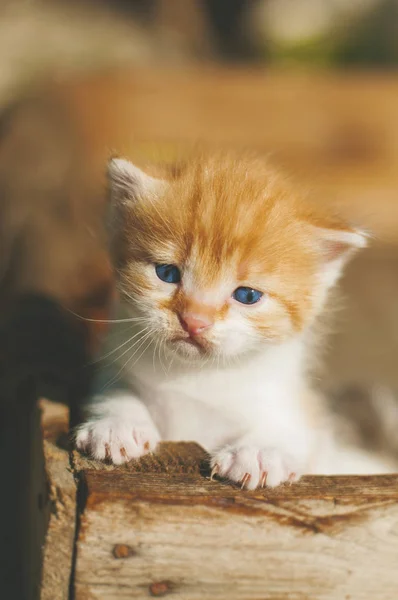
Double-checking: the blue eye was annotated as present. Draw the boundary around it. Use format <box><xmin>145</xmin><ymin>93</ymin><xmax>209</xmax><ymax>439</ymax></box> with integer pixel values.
<box><xmin>155</xmin><ymin>264</ymin><xmax>181</xmax><ymax>284</ymax></box>
<box><xmin>233</xmin><ymin>287</ymin><xmax>263</xmax><ymax>305</ymax></box>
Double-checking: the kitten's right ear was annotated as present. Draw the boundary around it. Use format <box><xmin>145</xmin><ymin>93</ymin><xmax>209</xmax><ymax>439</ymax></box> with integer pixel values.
<box><xmin>107</xmin><ymin>158</ymin><xmax>165</xmax><ymax>205</ymax></box>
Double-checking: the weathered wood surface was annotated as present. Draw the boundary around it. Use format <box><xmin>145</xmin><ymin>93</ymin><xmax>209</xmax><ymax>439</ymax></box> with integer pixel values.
<box><xmin>40</xmin><ymin>399</ymin><xmax>76</xmax><ymax>600</ymax></box>
<box><xmin>73</xmin><ymin>443</ymin><xmax>398</xmax><ymax>600</ymax></box>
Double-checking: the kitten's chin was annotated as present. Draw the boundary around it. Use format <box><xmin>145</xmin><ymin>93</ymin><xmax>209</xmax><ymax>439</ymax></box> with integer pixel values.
<box><xmin>166</xmin><ymin>335</ymin><xmax>262</xmax><ymax>364</ymax></box>
<box><xmin>167</xmin><ymin>337</ymin><xmax>212</xmax><ymax>362</ymax></box>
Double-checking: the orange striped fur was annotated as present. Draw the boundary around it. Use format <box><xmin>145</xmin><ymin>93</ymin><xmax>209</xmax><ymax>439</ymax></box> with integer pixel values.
<box><xmin>109</xmin><ymin>150</ymin><xmax>365</xmax><ymax>357</ymax></box>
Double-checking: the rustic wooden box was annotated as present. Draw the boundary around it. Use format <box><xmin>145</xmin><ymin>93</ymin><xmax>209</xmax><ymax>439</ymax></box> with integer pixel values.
<box><xmin>39</xmin><ymin>400</ymin><xmax>398</xmax><ymax>600</ymax></box>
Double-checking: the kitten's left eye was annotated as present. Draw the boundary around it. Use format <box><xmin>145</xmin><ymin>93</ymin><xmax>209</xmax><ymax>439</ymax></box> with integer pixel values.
<box><xmin>233</xmin><ymin>287</ymin><xmax>263</xmax><ymax>305</ymax></box>
<box><xmin>155</xmin><ymin>264</ymin><xmax>181</xmax><ymax>284</ymax></box>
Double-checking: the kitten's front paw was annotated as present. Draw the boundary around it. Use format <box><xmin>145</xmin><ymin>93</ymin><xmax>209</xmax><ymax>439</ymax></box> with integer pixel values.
<box><xmin>75</xmin><ymin>417</ymin><xmax>160</xmax><ymax>465</ymax></box>
<box><xmin>210</xmin><ymin>443</ymin><xmax>301</xmax><ymax>490</ymax></box>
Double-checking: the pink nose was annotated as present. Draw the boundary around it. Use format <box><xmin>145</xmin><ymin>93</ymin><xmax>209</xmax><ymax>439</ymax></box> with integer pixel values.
<box><xmin>179</xmin><ymin>313</ymin><xmax>213</xmax><ymax>336</ymax></box>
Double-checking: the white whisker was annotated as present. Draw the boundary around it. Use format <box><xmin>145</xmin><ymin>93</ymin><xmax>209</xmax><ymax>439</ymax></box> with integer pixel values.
<box><xmin>152</xmin><ymin>338</ymin><xmax>159</xmax><ymax>373</ymax></box>
<box><xmin>66</xmin><ymin>306</ymin><xmax>148</xmax><ymax>325</ymax></box>
<box><xmin>101</xmin><ymin>328</ymin><xmax>155</xmax><ymax>391</ymax></box>
<box><xmin>159</xmin><ymin>338</ymin><xmax>168</xmax><ymax>375</ymax></box>
<box><xmin>119</xmin><ymin>287</ymin><xmax>140</xmax><ymax>305</ymax></box>
<box><xmin>130</xmin><ymin>335</ymin><xmax>155</xmax><ymax>369</ymax></box>
<box><xmin>167</xmin><ymin>344</ymin><xmax>175</xmax><ymax>373</ymax></box>
<box><xmin>106</xmin><ymin>326</ymin><xmax>154</xmax><ymax>368</ymax></box>
<box><xmin>91</xmin><ymin>325</ymin><xmax>151</xmax><ymax>365</ymax></box>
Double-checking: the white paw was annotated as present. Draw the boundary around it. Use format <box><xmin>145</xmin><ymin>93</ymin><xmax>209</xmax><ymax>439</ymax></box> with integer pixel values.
<box><xmin>75</xmin><ymin>417</ymin><xmax>160</xmax><ymax>465</ymax></box>
<box><xmin>210</xmin><ymin>442</ymin><xmax>301</xmax><ymax>490</ymax></box>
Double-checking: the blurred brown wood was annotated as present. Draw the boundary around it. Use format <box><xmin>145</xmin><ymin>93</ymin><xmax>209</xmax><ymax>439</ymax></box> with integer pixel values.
<box><xmin>52</xmin><ymin>67</ymin><xmax>398</xmax><ymax>244</ymax></box>
<box><xmin>0</xmin><ymin>87</ymin><xmax>114</xmax><ymax>351</ymax></box>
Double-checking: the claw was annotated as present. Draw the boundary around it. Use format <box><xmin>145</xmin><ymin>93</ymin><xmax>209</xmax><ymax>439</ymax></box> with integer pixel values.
<box><xmin>260</xmin><ymin>471</ymin><xmax>267</xmax><ymax>488</ymax></box>
<box><xmin>104</xmin><ymin>443</ymin><xmax>111</xmax><ymax>461</ymax></box>
<box><xmin>241</xmin><ymin>473</ymin><xmax>251</xmax><ymax>489</ymax></box>
<box><xmin>210</xmin><ymin>464</ymin><xmax>219</xmax><ymax>481</ymax></box>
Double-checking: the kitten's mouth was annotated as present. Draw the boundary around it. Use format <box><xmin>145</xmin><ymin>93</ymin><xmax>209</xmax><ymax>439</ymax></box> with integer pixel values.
<box><xmin>170</xmin><ymin>333</ymin><xmax>209</xmax><ymax>354</ymax></box>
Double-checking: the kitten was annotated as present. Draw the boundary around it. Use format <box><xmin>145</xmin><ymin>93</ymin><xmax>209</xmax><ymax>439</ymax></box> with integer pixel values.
<box><xmin>76</xmin><ymin>151</ymin><xmax>386</xmax><ymax>489</ymax></box>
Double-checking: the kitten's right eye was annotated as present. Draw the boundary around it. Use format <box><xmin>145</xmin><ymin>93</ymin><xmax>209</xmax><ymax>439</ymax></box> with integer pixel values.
<box><xmin>233</xmin><ymin>287</ymin><xmax>263</xmax><ymax>305</ymax></box>
<box><xmin>155</xmin><ymin>264</ymin><xmax>181</xmax><ymax>284</ymax></box>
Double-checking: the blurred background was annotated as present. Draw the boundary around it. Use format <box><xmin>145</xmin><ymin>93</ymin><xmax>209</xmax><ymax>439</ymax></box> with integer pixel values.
<box><xmin>1</xmin><ymin>0</ymin><xmax>398</xmax><ymax>457</ymax></box>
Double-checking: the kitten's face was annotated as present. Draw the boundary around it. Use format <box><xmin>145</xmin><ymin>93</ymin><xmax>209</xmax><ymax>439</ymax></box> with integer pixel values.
<box><xmin>109</xmin><ymin>154</ymin><xmax>365</xmax><ymax>362</ymax></box>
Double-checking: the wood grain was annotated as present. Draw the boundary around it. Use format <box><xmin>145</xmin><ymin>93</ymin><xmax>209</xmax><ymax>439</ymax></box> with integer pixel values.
<box><xmin>74</xmin><ymin>442</ymin><xmax>398</xmax><ymax>600</ymax></box>
<box><xmin>40</xmin><ymin>399</ymin><xmax>76</xmax><ymax>600</ymax></box>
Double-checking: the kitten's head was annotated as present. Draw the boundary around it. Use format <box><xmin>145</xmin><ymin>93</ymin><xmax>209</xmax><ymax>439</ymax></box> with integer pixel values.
<box><xmin>107</xmin><ymin>152</ymin><xmax>366</xmax><ymax>362</ymax></box>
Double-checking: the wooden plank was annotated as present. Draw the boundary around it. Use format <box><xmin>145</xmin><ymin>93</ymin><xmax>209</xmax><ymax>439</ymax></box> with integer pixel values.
<box><xmin>74</xmin><ymin>443</ymin><xmax>398</xmax><ymax>600</ymax></box>
<box><xmin>0</xmin><ymin>294</ymin><xmax>94</xmax><ymax>599</ymax></box>
<box><xmin>40</xmin><ymin>399</ymin><xmax>76</xmax><ymax>600</ymax></box>
<box><xmin>60</xmin><ymin>68</ymin><xmax>398</xmax><ymax>169</ymax></box>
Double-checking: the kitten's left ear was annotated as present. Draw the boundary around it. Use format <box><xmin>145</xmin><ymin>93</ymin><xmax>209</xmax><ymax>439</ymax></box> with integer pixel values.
<box><xmin>314</xmin><ymin>225</ymin><xmax>368</xmax><ymax>288</ymax></box>
<box><xmin>107</xmin><ymin>158</ymin><xmax>165</xmax><ymax>205</ymax></box>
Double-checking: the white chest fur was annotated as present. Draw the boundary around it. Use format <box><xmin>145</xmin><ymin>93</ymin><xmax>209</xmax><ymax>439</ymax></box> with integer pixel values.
<box><xmin>96</xmin><ymin>319</ymin><xmax>311</xmax><ymax>453</ymax></box>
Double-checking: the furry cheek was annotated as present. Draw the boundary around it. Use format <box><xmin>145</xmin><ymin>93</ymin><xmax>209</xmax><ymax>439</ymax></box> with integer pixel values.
<box><xmin>246</xmin><ymin>296</ymin><xmax>298</xmax><ymax>342</ymax></box>
<box><xmin>119</xmin><ymin>262</ymin><xmax>175</xmax><ymax>314</ymax></box>
<box><xmin>209</xmin><ymin>306</ymin><xmax>262</xmax><ymax>357</ymax></box>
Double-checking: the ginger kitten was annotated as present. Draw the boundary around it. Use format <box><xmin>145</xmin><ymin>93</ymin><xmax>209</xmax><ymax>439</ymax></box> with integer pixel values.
<box><xmin>76</xmin><ymin>151</ymin><xmax>386</xmax><ymax>488</ymax></box>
